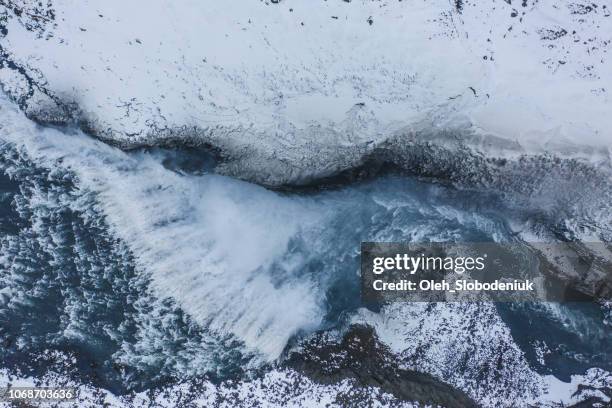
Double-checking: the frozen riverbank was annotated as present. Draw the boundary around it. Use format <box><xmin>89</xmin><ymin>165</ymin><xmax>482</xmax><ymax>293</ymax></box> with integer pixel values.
<box><xmin>0</xmin><ymin>0</ymin><xmax>610</xmax><ymax>187</ymax></box>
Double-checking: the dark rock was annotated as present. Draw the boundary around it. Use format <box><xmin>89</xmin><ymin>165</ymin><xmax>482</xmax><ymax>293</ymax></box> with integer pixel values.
<box><xmin>287</xmin><ymin>325</ymin><xmax>478</xmax><ymax>408</ymax></box>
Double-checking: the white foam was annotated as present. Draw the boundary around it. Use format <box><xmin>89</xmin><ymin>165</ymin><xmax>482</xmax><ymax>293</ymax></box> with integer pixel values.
<box><xmin>0</xmin><ymin>95</ymin><xmax>326</xmax><ymax>360</ymax></box>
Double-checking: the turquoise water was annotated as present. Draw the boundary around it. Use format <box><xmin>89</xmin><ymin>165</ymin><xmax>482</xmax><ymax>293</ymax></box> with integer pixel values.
<box><xmin>0</xmin><ymin>140</ymin><xmax>609</xmax><ymax>394</ymax></box>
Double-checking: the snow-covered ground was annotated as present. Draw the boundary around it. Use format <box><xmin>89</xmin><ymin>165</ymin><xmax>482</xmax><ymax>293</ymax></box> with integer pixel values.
<box><xmin>0</xmin><ymin>335</ymin><xmax>610</xmax><ymax>407</ymax></box>
<box><xmin>0</xmin><ymin>364</ymin><xmax>422</xmax><ymax>408</ymax></box>
<box><xmin>355</xmin><ymin>302</ymin><xmax>612</xmax><ymax>407</ymax></box>
<box><xmin>1</xmin><ymin>0</ymin><xmax>610</xmax><ymax>185</ymax></box>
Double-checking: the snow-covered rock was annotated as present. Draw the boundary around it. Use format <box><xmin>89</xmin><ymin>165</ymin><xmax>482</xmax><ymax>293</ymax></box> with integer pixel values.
<box><xmin>1</xmin><ymin>0</ymin><xmax>610</xmax><ymax>186</ymax></box>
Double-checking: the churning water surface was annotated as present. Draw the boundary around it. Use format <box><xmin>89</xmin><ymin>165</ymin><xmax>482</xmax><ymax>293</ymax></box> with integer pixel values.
<box><xmin>0</xmin><ymin>115</ymin><xmax>610</xmax><ymax>394</ymax></box>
